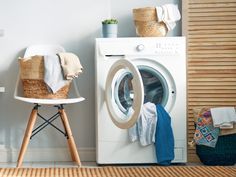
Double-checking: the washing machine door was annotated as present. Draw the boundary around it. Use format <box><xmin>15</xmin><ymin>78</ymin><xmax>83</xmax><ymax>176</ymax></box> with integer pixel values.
<box><xmin>105</xmin><ymin>59</ymin><xmax>144</xmax><ymax>129</ymax></box>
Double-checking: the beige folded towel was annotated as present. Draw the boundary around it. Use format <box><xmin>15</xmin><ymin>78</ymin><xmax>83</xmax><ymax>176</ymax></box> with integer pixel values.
<box><xmin>57</xmin><ymin>52</ymin><xmax>83</xmax><ymax>80</ymax></box>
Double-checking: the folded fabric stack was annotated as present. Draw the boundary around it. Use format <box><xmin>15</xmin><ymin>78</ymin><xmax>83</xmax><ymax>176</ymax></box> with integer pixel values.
<box><xmin>210</xmin><ymin>107</ymin><xmax>236</xmax><ymax>129</ymax></box>
<box><xmin>57</xmin><ymin>53</ymin><xmax>83</xmax><ymax>80</ymax></box>
<box><xmin>155</xmin><ymin>4</ymin><xmax>181</xmax><ymax>31</ymax></box>
<box><xmin>44</xmin><ymin>52</ymin><xmax>83</xmax><ymax>93</ymax></box>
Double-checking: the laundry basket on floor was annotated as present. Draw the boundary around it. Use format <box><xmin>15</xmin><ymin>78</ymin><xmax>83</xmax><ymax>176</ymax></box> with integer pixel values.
<box><xmin>19</xmin><ymin>53</ymin><xmax>71</xmax><ymax>99</ymax></box>
<box><xmin>193</xmin><ymin>107</ymin><xmax>236</xmax><ymax>166</ymax></box>
<box><xmin>196</xmin><ymin>134</ymin><xmax>236</xmax><ymax>166</ymax></box>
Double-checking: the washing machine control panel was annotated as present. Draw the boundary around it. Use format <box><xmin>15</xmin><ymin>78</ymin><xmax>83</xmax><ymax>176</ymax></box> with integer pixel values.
<box><xmin>134</xmin><ymin>40</ymin><xmax>183</xmax><ymax>56</ymax></box>
<box><xmin>155</xmin><ymin>42</ymin><xmax>180</xmax><ymax>55</ymax></box>
<box><xmin>97</xmin><ymin>38</ymin><xmax>185</xmax><ymax>57</ymax></box>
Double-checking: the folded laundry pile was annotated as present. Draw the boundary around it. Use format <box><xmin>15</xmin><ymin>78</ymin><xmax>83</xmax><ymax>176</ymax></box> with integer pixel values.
<box><xmin>156</xmin><ymin>4</ymin><xmax>181</xmax><ymax>31</ymax></box>
<box><xmin>57</xmin><ymin>53</ymin><xmax>83</xmax><ymax>80</ymax></box>
<box><xmin>19</xmin><ymin>52</ymin><xmax>83</xmax><ymax>98</ymax></box>
<box><xmin>44</xmin><ymin>52</ymin><xmax>83</xmax><ymax>93</ymax></box>
<box><xmin>193</xmin><ymin>107</ymin><xmax>236</xmax><ymax>148</ymax></box>
<box><xmin>210</xmin><ymin>107</ymin><xmax>236</xmax><ymax>129</ymax></box>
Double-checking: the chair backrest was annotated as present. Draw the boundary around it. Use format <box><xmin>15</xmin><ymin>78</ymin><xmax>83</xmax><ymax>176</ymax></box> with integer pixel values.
<box><xmin>14</xmin><ymin>45</ymin><xmax>85</xmax><ymax>104</ymax></box>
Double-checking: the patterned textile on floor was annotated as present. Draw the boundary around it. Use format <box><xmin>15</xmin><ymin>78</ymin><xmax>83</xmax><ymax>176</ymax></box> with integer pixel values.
<box><xmin>193</xmin><ymin>107</ymin><xmax>220</xmax><ymax>147</ymax></box>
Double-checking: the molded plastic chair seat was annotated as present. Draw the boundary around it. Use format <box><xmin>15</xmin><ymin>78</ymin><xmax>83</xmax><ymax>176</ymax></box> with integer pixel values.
<box><xmin>14</xmin><ymin>76</ymin><xmax>85</xmax><ymax>105</ymax></box>
<box><xmin>14</xmin><ymin>45</ymin><xmax>85</xmax><ymax>168</ymax></box>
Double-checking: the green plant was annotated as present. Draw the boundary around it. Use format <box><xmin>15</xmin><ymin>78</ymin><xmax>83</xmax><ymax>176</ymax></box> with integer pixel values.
<box><xmin>102</xmin><ymin>18</ymin><xmax>118</xmax><ymax>24</ymax></box>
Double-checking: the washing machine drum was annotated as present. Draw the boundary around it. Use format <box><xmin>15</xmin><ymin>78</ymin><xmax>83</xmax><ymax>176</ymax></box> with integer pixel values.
<box><xmin>105</xmin><ymin>59</ymin><xmax>174</xmax><ymax>129</ymax></box>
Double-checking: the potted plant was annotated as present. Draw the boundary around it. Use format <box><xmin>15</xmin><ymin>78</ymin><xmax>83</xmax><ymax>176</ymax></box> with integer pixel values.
<box><xmin>102</xmin><ymin>19</ymin><xmax>118</xmax><ymax>38</ymax></box>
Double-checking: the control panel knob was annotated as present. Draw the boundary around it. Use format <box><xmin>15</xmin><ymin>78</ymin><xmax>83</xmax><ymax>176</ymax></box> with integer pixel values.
<box><xmin>136</xmin><ymin>44</ymin><xmax>145</xmax><ymax>51</ymax></box>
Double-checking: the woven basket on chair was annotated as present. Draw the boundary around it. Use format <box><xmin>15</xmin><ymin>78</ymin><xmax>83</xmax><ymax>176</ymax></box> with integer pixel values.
<box><xmin>133</xmin><ymin>7</ymin><xmax>167</xmax><ymax>37</ymax></box>
<box><xmin>19</xmin><ymin>55</ymin><xmax>71</xmax><ymax>99</ymax></box>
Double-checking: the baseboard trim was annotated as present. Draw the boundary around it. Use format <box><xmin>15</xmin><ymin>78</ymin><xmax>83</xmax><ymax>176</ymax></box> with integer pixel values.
<box><xmin>0</xmin><ymin>147</ymin><xmax>95</xmax><ymax>162</ymax></box>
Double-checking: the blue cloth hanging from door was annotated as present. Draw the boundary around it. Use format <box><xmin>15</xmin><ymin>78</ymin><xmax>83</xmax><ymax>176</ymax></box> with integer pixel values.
<box><xmin>155</xmin><ymin>104</ymin><xmax>175</xmax><ymax>165</ymax></box>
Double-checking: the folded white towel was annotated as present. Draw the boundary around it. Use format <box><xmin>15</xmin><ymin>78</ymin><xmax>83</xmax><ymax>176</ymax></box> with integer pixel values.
<box><xmin>44</xmin><ymin>55</ymin><xmax>70</xmax><ymax>93</ymax></box>
<box><xmin>156</xmin><ymin>6</ymin><xmax>164</xmax><ymax>23</ymax></box>
<box><xmin>156</xmin><ymin>4</ymin><xmax>181</xmax><ymax>31</ymax></box>
<box><xmin>210</xmin><ymin>107</ymin><xmax>236</xmax><ymax>129</ymax></box>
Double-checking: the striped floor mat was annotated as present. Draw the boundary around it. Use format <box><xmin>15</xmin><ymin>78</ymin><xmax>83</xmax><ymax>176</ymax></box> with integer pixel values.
<box><xmin>0</xmin><ymin>166</ymin><xmax>235</xmax><ymax>177</ymax></box>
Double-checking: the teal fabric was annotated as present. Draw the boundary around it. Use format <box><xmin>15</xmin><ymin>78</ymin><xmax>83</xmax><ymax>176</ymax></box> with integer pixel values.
<box><xmin>155</xmin><ymin>104</ymin><xmax>174</xmax><ymax>165</ymax></box>
<box><xmin>197</xmin><ymin>134</ymin><xmax>236</xmax><ymax>165</ymax></box>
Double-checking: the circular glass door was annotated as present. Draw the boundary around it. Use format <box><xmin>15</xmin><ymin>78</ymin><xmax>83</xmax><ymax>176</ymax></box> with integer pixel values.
<box><xmin>139</xmin><ymin>66</ymin><xmax>169</xmax><ymax>106</ymax></box>
<box><xmin>133</xmin><ymin>58</ymin><xmax>176</xmax><ymax>113</ymax></box>
<box><xmin>105</xmin><ymin>59</ymin><xmax>144</xmax><ymax>129</ymax></box>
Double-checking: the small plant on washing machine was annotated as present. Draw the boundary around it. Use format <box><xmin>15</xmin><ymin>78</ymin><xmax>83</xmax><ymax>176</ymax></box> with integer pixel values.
<box><xmin>102</xmin><ymin>19</ymin><xmax>118</xmax><ymax>38</ymax></box>
<box><xmin>102</xmin><ymin>19</ymin><xmax>118</xmax><ymax>24</ymax></box>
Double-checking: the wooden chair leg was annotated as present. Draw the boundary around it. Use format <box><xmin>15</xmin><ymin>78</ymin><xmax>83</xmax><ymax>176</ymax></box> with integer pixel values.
<box><xmin>17</xmin><ymin>109</ymin><xmax>38</xmax><ymax>168</ymax></box>
<box><xmin>59</xmin><ymin>113</ymin><xmax>75</xmax><ymax>161</ymax></box>
<box><xmin>59</xmin><ymin>108</ymin><xmax>81</xmax><ymax>167</ymax></box>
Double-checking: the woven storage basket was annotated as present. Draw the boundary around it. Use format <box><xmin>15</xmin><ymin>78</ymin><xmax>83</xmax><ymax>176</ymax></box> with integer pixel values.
<box><xmin>133</xmin><ymin>7</ymin><xmax>167</xmax><ymax>37</ymax></box>
<box><xmin>193</xmin><ymin>107</ymin><xmax>236</xmax><ymax>166</ymax></box>
<box><xmin>196</xmin><ymin>134</ymin><xmax>236</xmax><ymax>166</ymax></box>
<box><xmin>19</xmin><ymin>55</ymin><xmax>71</xmax><ymax>99</ymax></box>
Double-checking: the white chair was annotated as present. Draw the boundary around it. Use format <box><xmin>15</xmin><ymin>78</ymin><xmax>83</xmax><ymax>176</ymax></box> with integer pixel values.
<box><xmin>14</xmin><ymin>45</ymin><xmax>85</xmax><ymax>168</ymax></box>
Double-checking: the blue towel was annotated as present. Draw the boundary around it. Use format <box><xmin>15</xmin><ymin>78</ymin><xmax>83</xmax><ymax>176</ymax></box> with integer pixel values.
<box><xmin>155</xmin><ymin>104</ymin><xmax>174</xmax><ymax>165</ymax></box>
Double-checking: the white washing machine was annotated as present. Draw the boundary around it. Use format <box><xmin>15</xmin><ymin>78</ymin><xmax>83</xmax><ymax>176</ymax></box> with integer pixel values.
<box><xmin>95</xmin><ymin>37</ymin><xmax>187</xmax><ymax>164</ymax></box>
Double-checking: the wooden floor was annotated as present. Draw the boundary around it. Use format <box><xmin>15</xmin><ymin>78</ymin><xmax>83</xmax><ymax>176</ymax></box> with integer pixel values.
<box><xmin>0</xmin><ymin>165</ymin><xmax>235</xmax><ymax>177</ymax></box>
<box><xmin>0</xmin><ymin>162</ymin><xmax>96</xmax><ymax>168</ymax></box>
<box><xmin>0</xmin><ymin>161</ymin><xmax>235</xmax><ymax>168</ymax></box>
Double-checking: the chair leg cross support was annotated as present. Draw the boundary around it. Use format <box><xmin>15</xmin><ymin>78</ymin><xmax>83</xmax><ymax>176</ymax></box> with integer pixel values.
<box><xmin>30</xmin><ymin>112</ymin><xmax>66</xmax><ymax>139</ymax></box>
<box><xmin>17</xmin><ymin>104</ymin><xmax>81</xmax><ymax>168</ymax></box>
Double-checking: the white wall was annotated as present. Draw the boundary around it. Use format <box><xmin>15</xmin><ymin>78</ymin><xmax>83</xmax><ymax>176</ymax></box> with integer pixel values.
<box><xmin>0</xmin><ymin>0</ymin><xmax>180</xmax><ymax>162</ymax></box>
